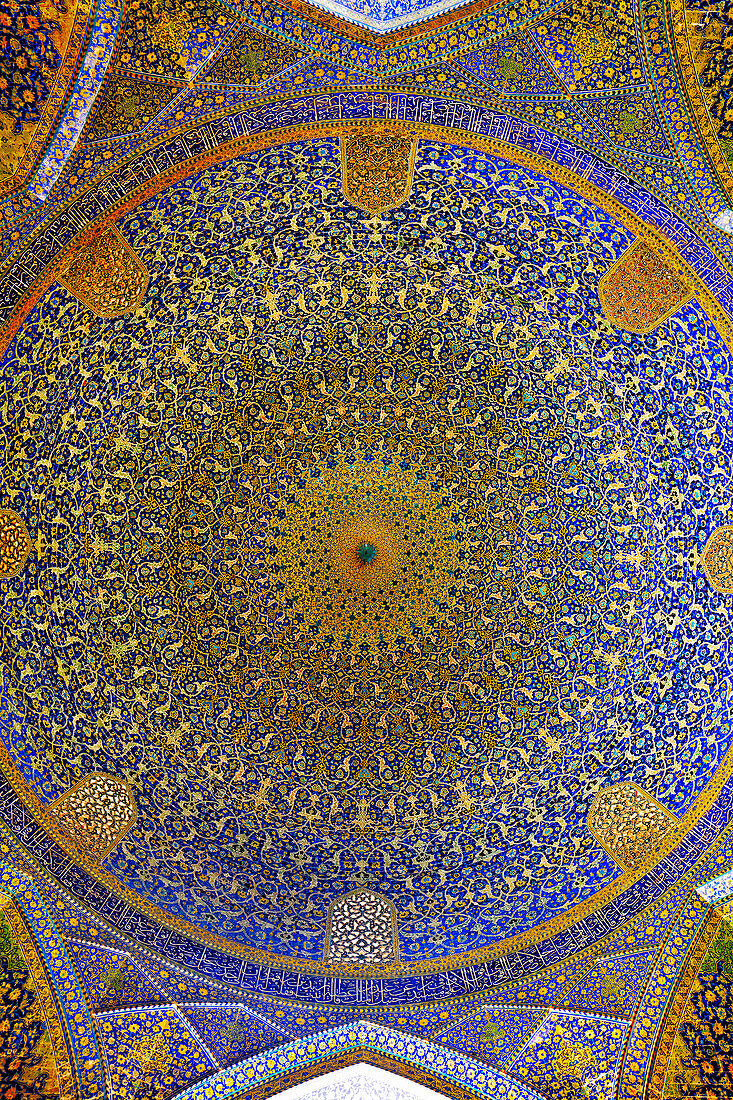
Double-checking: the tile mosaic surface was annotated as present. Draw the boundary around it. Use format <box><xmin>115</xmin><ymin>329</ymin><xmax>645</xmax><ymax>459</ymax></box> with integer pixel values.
<box><xmin>433</xmin><ymin>1005</ymin><xmax>548</xmax><ymax>1066</ymax></box>
<box><xmin>555</xmin><ymin>950</ymin><xmax>658</xmax><ymax>1017</ymax></box>
<box><xmin>173</xmin><ymin>1021</ymin><xmax>551</xmax><ymax>1100</ymax></box>
<box><xmin>0</xmin><ymin>0</ymin><xmax>733</xmax><ymax>1095</ymax></box>
<box><xmin>457</xmin><ymin>37</ymin><xmax>565</xmax><ymax>95</ymax></box>
<box><xmin>508</xmin><ymin>1010</ymin><xmax>630</xmax><ymax>1100</ymax></box>
<box><xmin>96</xmin><ymin>1005</ymin><xmax>218</xmax><ymax>1097</ymax></box>
<box><xmin>83</xmin><ymin>74</ymin><xmax>187</xmax><ymax>142</ymax></box>
<box><xmin>3</xmin><ymin>135</ymin><xmax>733</xmax><ymax>964</ymax></box>
<box><xmin>66</xmin><ymin>939</ymin><xmax>167</xmax><ymax>1010</ymax></box>
<box><xmin>180</xmin><ymin>1003</ymin><xmax>290</xmax><ymax>1060</ymax></box>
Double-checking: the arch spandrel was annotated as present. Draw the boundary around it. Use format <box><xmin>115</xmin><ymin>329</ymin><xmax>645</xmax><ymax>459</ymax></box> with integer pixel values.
<box><xmin>170</xmin><ymin>1023</ymin><xmax>548</xmax><ymax>1100</ymax></box>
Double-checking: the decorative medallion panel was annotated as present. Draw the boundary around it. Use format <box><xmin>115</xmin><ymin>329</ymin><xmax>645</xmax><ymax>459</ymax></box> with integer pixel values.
<box><xmin>598</xmin><ymin>241</ymin><xmax>693</xmax><ymax>333</ymax></box>
<box><xmin>49</xmin><ymin>773</ymin><xmax>137</xmax><ymax>860</ymax></box>
<box><xmin>588</xmin><ymin>783</ymin><xmax>677</xmax><ymax>871</ymax></box>
<box><xmin>701</xmin><ymin>526</ymin><xmax>733</xmax><ymax>593</ymax></box>
<box><xmin>341</xmin><ymin>127</ymin><xmax>417</xmax><ymax>214</ymax></box>
<box><xmin>56</xmin><ymin>226</ymin><xmax>149</xmax><ymax>317</ymax></box>
<box><xmin>0</xmin><ymin>510</ymin><xmax>31</xmax><ymax>580</ymax></box>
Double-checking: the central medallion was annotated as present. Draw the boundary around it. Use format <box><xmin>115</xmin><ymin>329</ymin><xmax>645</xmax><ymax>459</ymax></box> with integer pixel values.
<box><xmin>331</xmin><ymin>516</ymin><xmax>402</xmax><ymax>599</ymax></box>
<box><xmin>277</xmin><ymin>456</ymin><xmax>461</xmax><ymax>648</ymax></box>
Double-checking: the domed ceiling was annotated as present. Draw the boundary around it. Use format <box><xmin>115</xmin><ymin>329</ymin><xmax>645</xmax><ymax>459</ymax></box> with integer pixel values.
<box><xmin>0</xmin><ymin>135</ymin><xmax>732</xmax><ymax>968</ymax></box>
<box><xmin>3</xmin><ymin>0</ymin><xmax>733</xmax><ymax>1095</ymax></box>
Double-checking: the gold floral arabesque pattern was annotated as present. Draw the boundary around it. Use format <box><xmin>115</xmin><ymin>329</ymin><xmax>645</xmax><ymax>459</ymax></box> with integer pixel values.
<box><xmin>118</xmin><ymin>0</ymin><xmax>237</xmax><ymax>77</ymax></box>
<box><xmin>203</xmin><ymin>25</ymin><xmax>304</xmax><ymax>85</ymax></box>
<box><xmin>2</xmin><ymin>140</ymin><xmax>728</xmax><ymax>960</ymax></box>
<box><xmin>85</xmin><ymin>75</ymin><xmax>184</xmax><ymax>141</ymax></box>
<box><xmin>276</xmin><ymin>454</ymin><xmax>463</xmax><ymax>648</ymax></box>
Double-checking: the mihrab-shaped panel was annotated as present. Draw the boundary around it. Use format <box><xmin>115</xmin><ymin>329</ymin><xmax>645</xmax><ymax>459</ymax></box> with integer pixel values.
<box><xmin>598</xmin><ymin>240</ymin><xmax>692</xmax><ymax>333</ymax></box>
<box><xmin>341</xmin><ymin>128</ymin><xmax>417</xmax><ymax>215</ymax></box>
<box><xmin>325</xmin><ymin>889</ymin><xmax>398</xmax><ymax>965</ymax></box>
<box><xmin>588</xmin><ymin>782</ymin><xmax>676</xmax><ymax>871</ymax></box>
<box><xmin>50</xmin><ymin>773</ymin><xmax>137</xmax><ymax>860</ymax></box>
<box><xmin>57</xmin><ymin>225</ymin><xmax>149</xmax><ymax>318</ymax></box>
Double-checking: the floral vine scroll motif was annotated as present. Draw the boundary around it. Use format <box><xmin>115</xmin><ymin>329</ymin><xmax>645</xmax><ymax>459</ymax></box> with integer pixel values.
<box><xmin>325</xmin><ymin>889</ymin><xmax>398</xmax><ymax>966</ymax></box>
<box><xmin>341</xmin><ymin>127</ymin><xmax>417</xmax><ymax>215</ymax></box>
<box><xmin>598</xmin><ymin>240</ymin><xmax>692</xmax><ymax>333</ymax></box>
<box><xmin>587</xmin><ymin>782</ymin><xmax>677</xmax><ymax>871</ymax></box>
<box><xmin>50</xmin><ymin>773</ymin><xmax>137</xmax><ymax>860</ymax></box>
<box><xmin>56</xmin><ymin>226</ymin><xmax>149</xmax><ymax>318</ymax></box>
<box><xmin>701</xmin><ymin>525</ymin><xmax>733</xmax><ymax>593</ymax></box>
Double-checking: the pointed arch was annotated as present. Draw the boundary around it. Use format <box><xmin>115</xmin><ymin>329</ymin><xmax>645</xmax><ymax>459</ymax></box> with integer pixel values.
<box><xmin>171</xmin><ymin>1022</ymin><xmax>547</xmax><ymax>1100</ymax></box>
<box><xmin>325</xmin><ymin>889</ymin><xmax>399</xmax><ymax>966</ymax></box>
